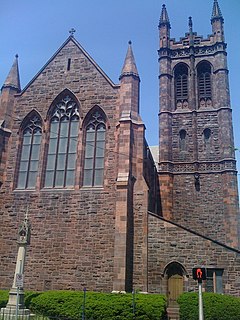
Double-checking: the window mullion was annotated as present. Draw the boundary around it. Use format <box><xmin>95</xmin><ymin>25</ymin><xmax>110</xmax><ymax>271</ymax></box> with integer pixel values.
<box><xmin>204</xmin><ymin>73</ymin><xmax>207</xmax><ymax>96</ymax></box>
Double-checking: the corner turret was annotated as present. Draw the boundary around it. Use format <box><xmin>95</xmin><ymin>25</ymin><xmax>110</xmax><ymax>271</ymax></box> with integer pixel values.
<box><xmin>2</xmin><ymin>55</ymin><xmax>21</xmax><ymax>92</ymax></box>
<box><xmin>0</xmin><ymin>55</ymin><xmax>21</xmax><ymax>128</ymax></box>
<box><xmin>119</xmin><ymin>41</ymin><xmax>140</xmax><ymax>117</ymax></box>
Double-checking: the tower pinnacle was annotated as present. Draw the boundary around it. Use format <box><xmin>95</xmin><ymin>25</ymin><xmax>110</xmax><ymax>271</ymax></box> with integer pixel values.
<box><xmin>211</xmin><ymin>0</ymin><xmax>224</xmax><ymax>42</ymax></box>
<box><xmin>119</xmin><ymin>41</ymin><xmax>139</xmax><ymax>80</ymax></box>
<box><xmin>211</xmin><ymin>0</ymin><xmax>224</xmax><ymax>22</ymax></box>
<box><xmin>2</xmin><ymin>55</ymin><xmax>21</xmax><ymax>92</ymax></box>
<box><xmin>159</xmin><ymin>4</ymin><xmax>171</xmax><ymax>28</ymax></box>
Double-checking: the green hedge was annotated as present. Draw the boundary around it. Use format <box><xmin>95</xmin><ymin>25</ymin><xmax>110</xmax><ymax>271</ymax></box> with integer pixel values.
<box><xmin>178</xmin><ymin>292</ymin><xmax>240</xmax><ymax>320</ymax></box>
<box><xmin>29</xmin><ymin>290</ymin><xmax>167</xmax><ymax>320</ymax></box>
<box><xmin>0</xmin><ymin>290</ymin><xmax>9</xmax><ymax>308</ymax></box>
<box><xmin>0</xmin><ymin>290</ymin><xmax>41</xmax><ymax>309</ymax></box>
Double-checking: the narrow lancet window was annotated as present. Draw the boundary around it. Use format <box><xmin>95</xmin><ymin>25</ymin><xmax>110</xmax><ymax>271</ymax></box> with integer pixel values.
<box><xmin>17</xmin><ymin>115</ymin><xmax>42</xmax><ymax>189</ymax></box>
<box><xmin>83</xmin><ymin>109</ymin><xmax>106</xmax><ymax>187</ymax></box>
<box><xmin>175</xmin><ymin>63</ymin><xmax>189</xmax><ymax>109</ymax></box>
<box><xmin>198</xmin><ymin>62</ymin><xmax>212</xmax><ymax>108</ymax></box>
<box><xmin>179</xmin><ymin>129</ymin><xmax>187</xmax><ymax>152</ymax></box>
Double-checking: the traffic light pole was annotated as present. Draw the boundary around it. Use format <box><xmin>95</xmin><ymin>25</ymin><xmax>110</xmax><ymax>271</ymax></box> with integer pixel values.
<box><xmin>198</xmin><ymin>280</ymin><xmax>204</xmax><ymax>320</ymax></box>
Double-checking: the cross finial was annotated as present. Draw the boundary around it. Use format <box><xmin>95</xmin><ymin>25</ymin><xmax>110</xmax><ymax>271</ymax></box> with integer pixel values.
<box><xmin>69</xmin><ymin>28</ymin><xmax>76</xmax><ymax>37</ymax></box>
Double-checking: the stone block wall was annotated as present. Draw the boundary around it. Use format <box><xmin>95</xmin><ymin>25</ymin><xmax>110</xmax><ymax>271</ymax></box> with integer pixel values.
<box><xmin>148</xmin><ymin>214</ymin><xmax>240</xmax><ymax>296</ymax></box>
<box><xmin>0</xmin><ymin>38</ymin><xmax>121</xmax><ymax>292</ymax></box>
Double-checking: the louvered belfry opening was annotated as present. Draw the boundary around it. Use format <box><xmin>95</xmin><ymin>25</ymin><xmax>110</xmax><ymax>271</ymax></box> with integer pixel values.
<box><xmin>174</xmin><ymin>63</ymin><xmax>188</xmax><ymax>109</ymax></box>
<box><xmin>198</xmin><ymin>61</ymin><xmax>212</xmax><ymax>107</ymax></box>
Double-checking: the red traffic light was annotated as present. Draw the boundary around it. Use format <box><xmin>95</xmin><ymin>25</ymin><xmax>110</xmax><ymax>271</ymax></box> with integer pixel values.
<box><xmin>192</xmin><ymin>267</ymin><xmax>206</xmax><ymax>281</ymax></box>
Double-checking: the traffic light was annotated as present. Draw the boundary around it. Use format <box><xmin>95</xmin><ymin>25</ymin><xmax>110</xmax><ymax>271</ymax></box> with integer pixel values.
<box><xmin>192</xmin><ymin>267</ymin><xmax>206</xmax><ymax>281</ymax></box>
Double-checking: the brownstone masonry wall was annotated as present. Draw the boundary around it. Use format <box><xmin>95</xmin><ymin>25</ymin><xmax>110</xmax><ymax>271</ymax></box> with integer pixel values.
<box><xmin>0</xmin><ymin>190</ymin><xmax>116</xmax><ymax>291</ymax></box>
<box><xmin>148</xmin><ymin>213</ymin><xmax>240</xmax><ymax>296</ymax></box>
<box><xmin>0</xmin><ymin>38</ymin><xmax>120</xmax><ymax>291</ymax></box>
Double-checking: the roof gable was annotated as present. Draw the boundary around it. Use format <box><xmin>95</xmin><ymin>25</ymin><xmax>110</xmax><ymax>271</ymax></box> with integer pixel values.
<box><xmin>19</xmin><ymin>36</ymin><xmax>119</xmax><ymax>95</ymax></box>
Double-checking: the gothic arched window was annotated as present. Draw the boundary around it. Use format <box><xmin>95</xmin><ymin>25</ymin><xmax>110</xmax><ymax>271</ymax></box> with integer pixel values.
<box><xmin>83</xmin><ymin>109</ymin><xmax>106</xmax><ymax>187</ymax></box>
<box><xmin>174</xmin><ymin>63</ymin><xmax>189</xmax><ymax>109</ymax></box>
<box><xmin>203</xmin><ymin>128</ymin><xmax>211</xmax><ymax>154</ymax></box>
<box><xmin>179</xmin><ymin>129</ymin><xmax>187</xmax><ymax>152</ymax></box>
<box><xmin>197</xmin><ymin>61</ymin><xmax>212</xmax><ymax>107</ymax></box>
<box><xmin>17</xmin><ymin>114</ymin><xmax>42</xmax><ymax>189</ymax></box>
<box><xmin>44</xmin><ymin>95</ymin><xmax>79</xmax><ymax>188</ymax></box>
<box><xmin>203</xmin><ymin>128</ymin><xmax>211</xmax><ymax>141</ymax></box>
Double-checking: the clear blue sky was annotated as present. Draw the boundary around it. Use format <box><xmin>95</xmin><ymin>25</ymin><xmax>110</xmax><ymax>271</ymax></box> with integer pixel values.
<box><xmin>0</xmin><ymin>0</ymin><xmax>240</xmax><ymax>181</ymax></box>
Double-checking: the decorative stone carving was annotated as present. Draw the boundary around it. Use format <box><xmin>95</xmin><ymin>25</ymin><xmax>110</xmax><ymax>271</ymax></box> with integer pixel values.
<box><xmin>159</xmin><ymin>160</ymin><xmax>237</xmax><ymax>174</ymax></box>
<box><xmin>17</xmin><ymin>216</ymin><xmax>31</xmax><ymax>245</ymax></box>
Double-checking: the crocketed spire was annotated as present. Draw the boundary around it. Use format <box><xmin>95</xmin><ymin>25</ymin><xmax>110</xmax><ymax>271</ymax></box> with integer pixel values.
<box><xmin>159</xmin><ymin>4</ymin><xmax>171</xmax><ymax>28</ymax></box>
<box><xmin>211</xmin><ymin>0</ymin><xmax>224</xmax><ymax>21</ymax></box>
<box><xmin>2</xmin><ymin>54</ymin><xmax>21</xmax><ymax>92</ymax></box>
<box><xmin>120</xmin><ymin>41</ymin><xmax>139</xmax><ymax>80</ymax></box>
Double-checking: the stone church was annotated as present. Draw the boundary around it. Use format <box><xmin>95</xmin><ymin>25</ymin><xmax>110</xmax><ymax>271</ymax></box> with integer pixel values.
<box><xmin>0</xmin><ymin>0</ymin><xmax>240</xmax><ymax>305</ymax></box>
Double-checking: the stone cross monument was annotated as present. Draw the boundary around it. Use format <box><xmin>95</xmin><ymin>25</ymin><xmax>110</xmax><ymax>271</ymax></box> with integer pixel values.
<box><xmin>1</xmin><ymin>209</ymin><xmax>31</xmax><ymax>317</ymax></box>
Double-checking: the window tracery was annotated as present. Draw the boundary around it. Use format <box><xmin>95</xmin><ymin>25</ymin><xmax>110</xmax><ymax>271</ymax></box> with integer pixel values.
<box><xmin>197</xmin><ymin>62</ymin><xmax>212</xmax><ymax>108</ymax></box>
<box><xmin>44</xmin><ymin>95</ymin><xmax>79</xmax><ymax>188</ymax></box>
<box><xmin>83</xmin><ymin>109</ymin><xmax>106</xmax><ymax>187</ymax></box>
<box><xmin>17</xmin><ymin>115</ymin><xmax>42</xmax><ymax>189</ymax></box>
<box><xmin>174</xmin><ymin>64</ymin><xmax>189</xmax><ymax>109</ymax></box>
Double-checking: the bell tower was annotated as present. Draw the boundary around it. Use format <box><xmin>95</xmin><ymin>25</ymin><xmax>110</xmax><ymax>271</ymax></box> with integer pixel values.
<box><xmin>158</xmin><ymin>1</ymin><xmax>240</xmax><ymax>248</ymax></box>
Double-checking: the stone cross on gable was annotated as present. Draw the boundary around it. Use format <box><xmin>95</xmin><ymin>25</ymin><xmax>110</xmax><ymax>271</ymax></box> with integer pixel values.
<box><xmin>69</xmin><ymin>28</ymin><xmax>76</xmax><ymax>37</ymax></box>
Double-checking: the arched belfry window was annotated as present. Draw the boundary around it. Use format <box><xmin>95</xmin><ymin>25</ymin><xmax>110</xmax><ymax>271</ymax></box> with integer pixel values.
<box><xmin>197</xmin><ymin>61</ymin><xmax>212</xmax><ymax>108</ymax></box>
<box><xmin>174</xmin><ymin>63</ymin><xmax>189</xmax><ymax>109</ymax></box>
<box><xmin>44</xmin><ymin>94</ymin><xmax>79</xmax><ymax>188</ymax></box>
<box><xmin>83</xmin><ymin>108</ymin><xmax>106</xmax><ymax>187</ymax></box>
<box><xmin>17</xmin><ymin>114</ymin><xmax>42</xmax><ymax>189</ymax></box>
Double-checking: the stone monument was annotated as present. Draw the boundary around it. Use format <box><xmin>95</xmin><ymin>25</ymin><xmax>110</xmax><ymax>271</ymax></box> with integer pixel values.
<box><xmin>1</xmin><ymin>210</ymin><xmax>31</xmax><ymax>318</ymax></box>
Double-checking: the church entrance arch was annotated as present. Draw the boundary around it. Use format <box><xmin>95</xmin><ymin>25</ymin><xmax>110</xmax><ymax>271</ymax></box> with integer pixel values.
<box><xmin>164</xmin><ymin>262</ymin><xmax>186</xmax><ymax>306</ymax></box>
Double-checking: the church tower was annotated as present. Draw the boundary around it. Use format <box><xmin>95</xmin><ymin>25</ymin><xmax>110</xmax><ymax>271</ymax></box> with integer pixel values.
<box><xmin>158</xmin><ymin>1</ymin><xmax>240</xmax><ymax>248</ymax></box>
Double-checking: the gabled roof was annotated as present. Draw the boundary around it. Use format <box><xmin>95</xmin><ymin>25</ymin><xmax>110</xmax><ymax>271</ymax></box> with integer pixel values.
<box><xmin>19</xmin><ymin>36</ymin><xmax>119</xmax><ymax>95</ymax></box>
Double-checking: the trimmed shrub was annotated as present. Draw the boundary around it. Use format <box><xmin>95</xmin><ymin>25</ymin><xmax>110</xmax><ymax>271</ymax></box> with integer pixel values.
<box><xmin>30</xmin><ymin>290</ymin><xmax>167</xmax><ymax>320</ymax></box>
<box><xmin>0</xmin><ymin>290</ymin><xmax>9</xmax><ymax>308</ymax></box>
<box><xmin>178</xmin><ymin>292</ymin><xmax>240</xmax><ymax>320</ymax></box>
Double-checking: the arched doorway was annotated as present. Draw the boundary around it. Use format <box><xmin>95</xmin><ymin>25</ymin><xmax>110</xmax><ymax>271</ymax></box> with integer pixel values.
<box><xmin>165</xmin><ymin>262</ymin><xmax>186</xmax><ymax>306</ymax></box>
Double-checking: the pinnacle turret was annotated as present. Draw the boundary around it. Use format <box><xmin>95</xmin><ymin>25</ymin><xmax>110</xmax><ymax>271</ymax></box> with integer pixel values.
<box><xmin>211</xmin><ymin>0</ymin><xmax>224</xmax><ymax>42</ymax></box>
<box><xmin>119</xmin><ymin>41</ymin><xmax>140</xmax><ymax>116</ymax></box>
<box><xmin>2</xmin><ymin>55</ymin><xmax>21</xmax><ymax>92</ymax></box>
<box><xmin>159</xmin><ymin>4</ymin><xmax>170</xmax><ymax>28</ymax></box>
<box><xmin>119</xmin><ymin>41</ymin><xmax>139</xmax><ymax>80</ymax></box>
<box><xmin>158</xmin><ymin>4</ymin><xmax>171</xmax><ymax>49</ymax></box>
<box><xmin>211</xmin><ymin>0</ymin><xmax>224</xmax><ymax>22</ymax></box>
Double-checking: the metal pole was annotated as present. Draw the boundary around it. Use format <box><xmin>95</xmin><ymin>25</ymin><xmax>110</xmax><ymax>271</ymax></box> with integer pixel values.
<box><xmin>198</xmin><ymin>281</ymin><xmax>204</xmax><ymax>320</ymax></box>
<box><xmin>132</xmin><ymin>289</ymin><xmax>135</xmax><ymax>318</ymax></box>
<box><xmin>16</xmin><ymin>286</ymin><xmax>19</xmax><ymax>320</ymax></box>
<box><xmin>82</xmin><ymin>287</ymin><xmax>86</xmax><ymax>320</ymax></box>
